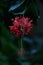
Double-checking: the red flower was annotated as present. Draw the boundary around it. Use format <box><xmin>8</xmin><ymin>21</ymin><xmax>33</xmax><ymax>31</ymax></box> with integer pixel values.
<box><xmin>9</xmin><ymin>16</ymin><xmax>33</xmax><ymax>38</ymax></box>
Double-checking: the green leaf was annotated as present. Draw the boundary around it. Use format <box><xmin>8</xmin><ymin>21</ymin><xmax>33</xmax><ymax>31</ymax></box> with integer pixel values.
<box><xmin>9</xmin><ymin>0</ymin><xmax>25</xmax><ymax>11</ymax></box>
<box><xmin>13</xmin><ymin>7</ymin><xmax>27</xmax><ymax>15</ymax></box>
<box><xmin>31</xmin><ymin>1</ymin><xmax>39</xmax><ymax>18</ymax></box>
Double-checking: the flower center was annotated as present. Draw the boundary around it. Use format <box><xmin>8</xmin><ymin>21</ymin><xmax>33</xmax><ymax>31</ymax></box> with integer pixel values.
<box><xmin>20</xmin><ymin>23</ymin><xmax>24</xmax><ymax>31</ymax></box>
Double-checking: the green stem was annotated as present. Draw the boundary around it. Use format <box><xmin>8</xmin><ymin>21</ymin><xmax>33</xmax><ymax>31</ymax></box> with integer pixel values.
<box><xmin>21</xmin><ymin>37</ymin><xmax>23</xmax><ymax>50</ymax></box>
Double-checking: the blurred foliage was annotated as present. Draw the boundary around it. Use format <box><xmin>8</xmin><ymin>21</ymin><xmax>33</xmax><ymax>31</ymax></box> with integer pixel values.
<box><xmin>0</xmin><ymin>52</ymin><xmax>9</xmax><ymax>65</ymax></box>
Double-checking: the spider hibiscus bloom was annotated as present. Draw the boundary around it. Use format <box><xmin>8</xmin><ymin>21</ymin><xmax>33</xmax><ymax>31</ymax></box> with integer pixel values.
<box><xmin>9</xmin><ymin>16</ymin><xmax>33</xmax><ymax>38</ymax></box>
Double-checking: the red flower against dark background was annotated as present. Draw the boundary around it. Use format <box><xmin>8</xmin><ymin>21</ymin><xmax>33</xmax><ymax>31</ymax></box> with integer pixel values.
<box><xmin>9</xmin><ymin>16</ymin><xmax>33</xmax><ymax>38</ymax></box>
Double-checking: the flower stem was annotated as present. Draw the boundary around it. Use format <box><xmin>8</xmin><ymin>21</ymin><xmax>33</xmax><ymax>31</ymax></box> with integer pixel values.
<box><xmin>21</xmin><ymin>37</ymin><xmax>23</xmax><ymax>51</ymax></box>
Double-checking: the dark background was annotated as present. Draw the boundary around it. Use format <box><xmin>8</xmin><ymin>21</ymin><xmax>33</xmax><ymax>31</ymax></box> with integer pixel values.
<box><xmin>33</xmin><ymin>0</ymin><xmax>43</xmax><ymax>36</ymax></box>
